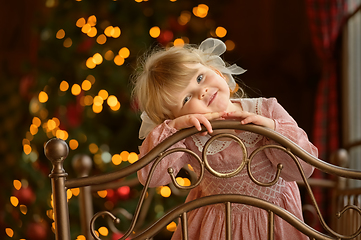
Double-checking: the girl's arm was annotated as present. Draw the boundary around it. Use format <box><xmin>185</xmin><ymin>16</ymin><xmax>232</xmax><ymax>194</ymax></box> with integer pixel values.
<box><xmin>224</xmin><ymin>98</ymin><xmax>317</xmax><ymax>181</ymax></box>
<box><xmin>137</xmin><ymin>120</ymin><xmax>188</xmax><ymax>187</ymax></box>
<box><xmin>261</xmin><ymin>98</ymin><xmax>317</xmax><ymax>181</ymax></box>
<box><xmin>138</xmin><ymin>112</ymin><xmax>224</xmax><ymax>187</ymax></box>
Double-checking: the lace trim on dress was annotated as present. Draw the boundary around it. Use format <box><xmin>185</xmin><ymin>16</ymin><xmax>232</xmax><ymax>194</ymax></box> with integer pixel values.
<box><xmin>191</xmin><ymin>98</ymin><xmax>264</xmax><ymax>155</ymax></box>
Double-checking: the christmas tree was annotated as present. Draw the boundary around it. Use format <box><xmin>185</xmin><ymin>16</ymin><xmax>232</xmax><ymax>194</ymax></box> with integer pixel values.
<box><xmin>1</xmin><ymin>0</ymin><xmax>234</xmax><ymax>239</ymax></box>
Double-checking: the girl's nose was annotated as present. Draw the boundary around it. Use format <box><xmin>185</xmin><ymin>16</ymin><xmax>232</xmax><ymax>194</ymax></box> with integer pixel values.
<box><xmin>199</xmin><ymin>88</ymin><xmax>208</xmax><ymax>99</ymax></box>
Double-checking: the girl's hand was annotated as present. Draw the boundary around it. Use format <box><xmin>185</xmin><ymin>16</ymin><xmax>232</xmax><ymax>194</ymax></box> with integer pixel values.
<box><xmin>169</xmin><ymin>112</ymin><xmax>225</xmax><ymax>134</ymax></box>
<box><xmin>223</xmin><ymin>111</ymin><xmax>275</xmax><ymax>130</ymax></box>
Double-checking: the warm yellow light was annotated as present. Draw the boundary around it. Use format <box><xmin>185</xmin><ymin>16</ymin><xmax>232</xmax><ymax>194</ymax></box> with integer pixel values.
<box><xmin>215</xmin><ymin>26</ymin><xmax>227</xmax><ymax>38</ymax></box>
<box><xmin>93</xmin><ymin>53</ymin><xmax>103</xmax><ymax>65</ymax></box>
<box><xmin>160</xmin><ymin>186</ymin><xmax>171</xmax><ymax>197</ymax></box>
<box><xmin>81</xmin><ymin>23</ymin><xmax>91</xmax><ymax>33</ymax></box>
<box><xmin>87</xmin><ymin>75</ymin><xmax>96</xmax><ymax>84</ymax></box>
<box><xmin>47</xmin><ymin>119</ymin><xmax>56</xmax><ymax>130</ymax></box>
<box><xmin>20</xmin><ymin>205</ymin><xmax>28</xmax><ymax>215</ymax></box>
<box><xmin>119</xmin><ymin>151</ymin><xmax>128</xmax><ymax>161</ymax></box>
<box><xmin>86</xmin><ymin>57</ymin><xmax>96</xmax><ymax>69</ymax></box>
<box><xmin>98</xmin><ymin>226</ymin><xmax>109</xmax><ymax>236</ymax></box>
<box><xmin>112</xmin><ymin>27</ymin><xmax>121</xmax><ymax>38</ymax></box>
<box><xmin>76</xmin><ymin>235</ymin><xmax>86</xmax><ymax>240</ymax></box>
<box><xmin>67</xmin><ymin>189</ymin><xmax>73</xmax><ymax>200</ymax></box>
<box><xmin>83</xmin><ymin>95</ymin><xmax>93</xmax><ymax>106</ymax></box>
<box><xmin>98</xmin><ymin>89</ymin><xmax>109</xmax><ymax>100</ymax></box>
<box><xmin>183</xmin><ymin>178</ymin><xmax>191</xmax><ymax>186</ymax></box>
<box><xmin>23</xmin><ymin>144</ymin><xmax>32</xmax><ymax>155</ymax></box>
<box><xmin>39</xmin><ymin>91</ymin><xmax>48</xmax><ymax>103</ymax></box>
<box><xmin>76</xmin><ymin>18</ymin><xmax>86</xmax><ymax>28</ymax></box>
<box><xmin>89</xmin><ymin>143</ymin><xmax>99</xmax><ymax>154</ymax></box>
<box><xmin>5</xmin><ymin>228</ymin><xmax>14</xmax><ymax>238</ymax></box>
<box><xmin>81</xmin><ymin>80</ymin><xmax>92</xmax><ymax>91</ymax></box>
<box><xmin>96</xmin><ymin>34</ymin><xmax>107</xmax><ymax>44</ymax></box>
<box><xmin>104</xmin><ymin>26</ymin><xmax>114</xmax><ymax>37</ymax></box>
<box><xmin>176</xmin><ymin>177</ymin><xmax>185</xmax><ymax>186</ymax></box>
<box><xmin>114</xmin><ymin>55</ymin><xmax>125</xmax><ymax>66</ymax></box>
<box><xmin>118</xmin><ymin>47</ymin><xmax>130</xmax><ymax>58</ymax></box>
<box><xmin>55</xmin><ymin>130</ymin><xmax>68</xmax><ymax>140</ymax></box>
<box><xmin>63</xmin><ymin>38</ymin><xmax>72</xmax><ymax>48</ymax></box>
<box><xmin>13</xmin><ymin>180</ymin><xmax>22</xmax><ymax>190</ymax></box>
<box><xmin>106</xmin><ymin>95</ymin><xmax>117</xmax><ymax>107</ymax></box>
<box><xmin>178</xmin><ymin>11</ymin><xmax>191</xmax><ymax>25</ymax></box>
<box><xmin>87</xmin><ymin>27</ymin><xmax>97</xmax><ymax>37</ymax></box>
<box><xmin>32</xmin><ymin>117</ymin><xmax>41</xmax><ymax>127</ymax></box>
<box><xmin>174</xmin><ymin>38</ymin><xmax>185</xmax><ymax>47</ymax></box>
<box><xmin>104</xmin><ymin>50</ymin><xmax>114</xmax><ymax>60</ymax></box>
<box><xmin>198</xmin><ymin>4</ymin><xmax>209</xmax><ymax>18</ymax></box>
<box><xmin>88</xmin><ymin>15</ymin><xmax>97</xmax><ymax>26</ymax></box>
<box><xmin>71</xmin><ymin>188</ymin><xmax>80</xmax><ymax>196</ymax></box>
<box><xmin>30</xmin><ymin>124</ymin><xmax>38</xmax><ymax>135</ymax></box>
<box><xmin>110</xmin><ymin>101</ymin><xmax>121</xmax><ymax>111</ymax></box>
<box><xmin>69</xmin><ymin>139</ymin><xmax>79</xmax><ymax>150</ymax></box>
<box><xmin>166</xmin><ymin>221</ymin><xmax>177</xmax><ymax>232</ymax></box>
<box><xmin>149</xmin><ymin>26</ymin><xmax>161</xmax><ymax>38</ymax></box>
<box><xmin>225</xmin><ymin>40</ymin><xmax>235</xmax><ymax>51</ymax></box>
<box><xmin>56</xmin><ymin>29</ymin><xmax>65</xmax><ymax>39</ymax></box>
<box><xmin>92</xmin><ymin>104</ymin><xmax>103</xmax><ymax>113</ymax></box>
<box><xmin>93</xmin><ymin>96</ymin><xmax>104</xmax><ymax>106</ymax></box>
<box><xmin>112</xmin><ymin>154</ymin><xmax>122</xmax><ymax>165</ymax></box>
<box><xmin>10</xmin><ymin>196</ymin><xmax>19</xmax><ymax>207</ymax></box>
<box><xmin>60</xmin><ymin>80</ymin><xmax>69</xmax><ymax>91</ymax></box>
<box><xmin>128</xmin><ymin>152</ymin><xmax>139</xmax><ymax>163</ymax></box>
<box><xmin>71</xmin><ymin>84</ymin><xmax>82</xmax><ymax>96</ymax></box>
<box><xmin>97</xmin><ymin>190</ymin><xmax>107</xmax><ymax>198</ymax></box>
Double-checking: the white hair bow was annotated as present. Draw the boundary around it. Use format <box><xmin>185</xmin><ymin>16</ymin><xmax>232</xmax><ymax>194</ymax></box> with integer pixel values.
<box><xmin>138</xmin><ymin>38</ymin><xmax>246</xmax><ymax>140</ymax></box>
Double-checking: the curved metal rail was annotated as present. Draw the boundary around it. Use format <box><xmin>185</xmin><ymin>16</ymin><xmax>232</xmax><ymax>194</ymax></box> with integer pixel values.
<box><xmin>45</xmin><ymin>121</ymin><xmax>361</xmax><ymax>240</ymax></box>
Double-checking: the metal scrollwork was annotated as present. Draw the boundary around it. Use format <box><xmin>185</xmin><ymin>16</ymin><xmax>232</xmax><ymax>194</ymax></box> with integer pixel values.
<box><xmin>203</xmin><ymin>133</ymin><xmax>247</xmax><ymax>178</ymax></box>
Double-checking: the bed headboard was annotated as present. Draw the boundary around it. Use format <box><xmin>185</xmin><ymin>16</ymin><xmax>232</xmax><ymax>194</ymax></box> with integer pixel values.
<box><xmin>44</xmin><ymin>120</ymin><xmax>361</xmax><ymax>240</ymax></box>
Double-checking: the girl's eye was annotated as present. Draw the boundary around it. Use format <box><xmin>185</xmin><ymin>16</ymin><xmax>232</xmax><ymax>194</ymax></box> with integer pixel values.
<box><xmin>183</xmin><ymin>95</ymin><xmax>191</xmax><ymax>105</ymax></box>
<box><xmin>196</xmin><ymin>74</ymin><xmax>203</xmax><ymax>83</ymax></box>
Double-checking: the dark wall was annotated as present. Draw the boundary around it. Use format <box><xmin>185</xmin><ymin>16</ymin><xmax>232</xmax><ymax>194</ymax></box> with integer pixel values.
<box><xmin>217</xmin><ymin>0</ymin><xmax>321</xmax><ymax>137</ymax></box>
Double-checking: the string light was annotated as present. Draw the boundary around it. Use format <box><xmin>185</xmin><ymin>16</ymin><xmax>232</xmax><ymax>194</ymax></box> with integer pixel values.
<box><xmin>114</xmin><ymin>55</ymin><xmax>125</xmax><ymax>66</ymax></box>
<box><xmin>225</xmin><ymin>40</ymin><xmax>235</xmax><ymax>51</ymax></box>
<box><xmin>63</xmin><ymin>38</ymin><xmax>72</xmax><ymax>48</ymax></box>
<box><xmin>167</xmin><ymin>222</ymin><xmax>177</xmax><ymax>232</ymax></box>
<box><xmin>118</xmin><ymin>47</ymin><xmax>130</xmax><ymax>58</ymax></box>
<box><xmin>76</xmin><ymin>18</ymin><xmax>86</xmax><ymax>28</ymax></box>
<box><xmin>112</xmin><ymin>154</ymin><xmax>122</xmax><ymax>165</ymax></box>
<box><xmin>98</xmin><ymin>226</ymin><xmax>109</xmax><ymax>236</ymax></box>
<box><xmin>193</xmin><ymin>4</ymin><xmax>209</xmax><ymax>18</ymax></box>
<box><xmin>149</xmin><ymin>26</ymin><xmax>161</xmax><ymax>38</ymax></box>
<box><xmin>215</xmin><ymin>26</ymin><xmax>227</xmax><ymax>38</ymax></box>
<box><xmin>69</xmin><ymin>139</ymin><xmax>79</xmax><ymax>150</ymax></box>
<box><xmin>81</xmin><ymin>80</ymin><xmax>92</xmax><ymax>91</ymax></box>
<box><xmin>59</xmin><ymin>80</ymin><xmax>69</xmax><ymax>91</ymax></box>
<box><xmin>71</xmin><ymin>84</ymin><xmax>82</xmax><ymax>95</ymax></box>
<box><xmin>97</xmin><ymin>34</ymin><xmax>107</xmax><ymax>44</ymax></box>
<box><xmin>38</xmin><ymin>91</ymin><xmax>49</xmax><ymax>103</ymax></box>
<box><xmin>178</xmin><ymin>11</ymin><xmax>191</xmax><ymax>25</ymax></box>
<box><xmin>56</xmin><ymin>29</ymin><xmax>65</xmax><ymax>39</ymax></box>
<box><xmin>89</xmin><ymin>143</ymin><xmax>99</xmax><ymax>154</ymax></box>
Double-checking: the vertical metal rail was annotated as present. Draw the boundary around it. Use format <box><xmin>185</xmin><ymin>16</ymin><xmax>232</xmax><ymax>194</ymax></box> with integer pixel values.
<box><xmin>225</xmin><ymin>202</ymin><xmax>232</xmax><ymax>240</ymax></box>
<box><xmin>45</xmin><ymin>138</ymin><xmax>71</xmax><ymax>240</ymax></box>
<box><xmin>72</xmin><ymin>154</ymin><xmax>94</xmax><ymax>240</ymax></box>
<box><xmin>268</xmin><ymin>210</ymin><xmax>274</xmax><ymax>240</ymax></box>
<box><xmin>181</xmin><ymin>212</ymin><xmax>188</xmax><ymax>240</ymax></box>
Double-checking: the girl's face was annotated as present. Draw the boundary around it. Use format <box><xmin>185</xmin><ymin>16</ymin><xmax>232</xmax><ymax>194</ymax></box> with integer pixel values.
<box><xmin>171</xmin><ymin>63</ymin><xmax>231</xmax><ymax>118</ymax></box>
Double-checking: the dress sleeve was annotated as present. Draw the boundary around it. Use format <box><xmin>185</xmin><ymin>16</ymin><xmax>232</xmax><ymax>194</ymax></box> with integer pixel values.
<box><xmin>137</xmin><ymin>120</ymin><xmax>191</xmax><ymax>187</ymax></box>
<box><xmin>261</xmin><ymin>98</ymin><xmax>318</xmax><ymax>181</ymax></box>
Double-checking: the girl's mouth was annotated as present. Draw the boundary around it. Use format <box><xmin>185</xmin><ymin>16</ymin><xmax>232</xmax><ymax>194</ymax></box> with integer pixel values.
<box><xmin>208</xmin><ymin>92</ymin><xmax>217</xmax><ymax>106</ymax></box>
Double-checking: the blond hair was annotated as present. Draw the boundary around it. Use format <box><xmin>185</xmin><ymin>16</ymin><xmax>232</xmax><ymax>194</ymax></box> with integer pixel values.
<box><xmin>132</xmin><ymin>43</ymin><xmax>244</xmax><ymax>124</ymax></box>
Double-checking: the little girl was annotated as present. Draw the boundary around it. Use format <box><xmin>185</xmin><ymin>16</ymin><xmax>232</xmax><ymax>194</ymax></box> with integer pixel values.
<box><xmin>132</xmin><ymin>38</ymin><xmax>318</xmax><ymax>239</ymax></box>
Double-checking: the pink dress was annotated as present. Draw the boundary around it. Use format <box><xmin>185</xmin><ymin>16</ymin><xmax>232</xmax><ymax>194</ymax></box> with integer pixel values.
<box><xmin>138</xmin><ymin>98</ymin><xmax>318</xmax><ymax>240</ymax></box>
